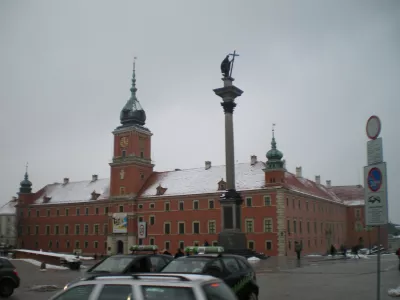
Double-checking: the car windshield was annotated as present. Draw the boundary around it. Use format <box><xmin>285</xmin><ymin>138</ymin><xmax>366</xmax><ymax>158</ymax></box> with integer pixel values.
<box><xmin>141</xmin><ymin>285</ymin><xmax>196</xmax><ymax>300</ymax></box>
<box><xmin>161</xmin><ymin>258</ymin><xmax>209</xmax><ymax>273</ymax></box>
<box><xmin>89</xmin><ymin>256</ymin><xmax>133</xmax><ymax>273</ymax></box>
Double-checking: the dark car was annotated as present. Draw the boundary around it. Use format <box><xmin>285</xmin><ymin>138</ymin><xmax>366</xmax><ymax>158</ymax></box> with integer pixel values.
<box><xmin>64</xmin><ymin>245</ymin><xmax>173</xmax><ymax>290</ymax></box>
<box><xmin>161</xmin><ymin>246</ymin><xmax>259</xmax><ymax>300</ymax></box>
<box><xmin>0</xmin><ymin>258</ymin><xmax>20</xmax><ymax>298</ymax></box>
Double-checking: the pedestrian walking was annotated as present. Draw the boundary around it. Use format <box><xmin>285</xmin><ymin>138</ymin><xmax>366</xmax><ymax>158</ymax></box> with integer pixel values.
<box><xmin>295</xmin><ymin>241</ymin><xmax>302</xmax><ymax>260</ymax></box>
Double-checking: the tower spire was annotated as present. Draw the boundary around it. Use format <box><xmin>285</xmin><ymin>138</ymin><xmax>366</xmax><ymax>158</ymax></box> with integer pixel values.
<box><xmin>119</xmin><ymin>57</ymin><xmax>147</xmax><ymax>127</ymax></box>
<box><xmin>271</xmin><ymin>123</ymin><xmax>277</xmax><ymax>149</ymax></box>
<box><xmin>130</xmin><ymin>57</ymin><xmax>137</xmax><ymax>96</ymax></box>
<box><xmin>265</xmin><ymin>124</ymin><xmax>284</xmax><ymax>170</ymax></box>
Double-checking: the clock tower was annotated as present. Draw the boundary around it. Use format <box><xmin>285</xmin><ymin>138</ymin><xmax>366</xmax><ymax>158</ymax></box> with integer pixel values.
<box><xmin>109</xmin><ymin>61</ymin><xmax>154</xmax><ymax>198</ymax></box>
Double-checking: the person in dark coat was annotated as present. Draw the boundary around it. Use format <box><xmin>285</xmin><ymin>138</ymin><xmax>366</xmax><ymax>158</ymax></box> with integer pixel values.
<box><xmin>330</xmin><ymin>244</ymin><xmax>336</xmax><ymax>256</ymax></box>
<box><xmin>295</xmin><ymin>241</ymin><xmax>302</xmax><ymax>260</ymax></box>
<box><xmin>204</xmin><ymin>240</ymin><xmax>209</xmax><ymax>246</ymax></box>
<box><xmin>174</xmin><ymin>248</ymin><xmax>184</xmax><ymax>258</ymax></box>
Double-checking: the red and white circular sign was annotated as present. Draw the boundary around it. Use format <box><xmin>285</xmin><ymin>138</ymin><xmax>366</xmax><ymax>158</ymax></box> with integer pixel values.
<box><xmin>366</xmin><ymin>115</ymin><xmax>381</xmax><ymax>140</ymax></box>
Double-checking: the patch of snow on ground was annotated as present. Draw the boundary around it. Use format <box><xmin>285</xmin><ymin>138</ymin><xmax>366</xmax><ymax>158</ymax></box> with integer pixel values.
<box><xmin>15</xmin><ymin>249</ymin><xmax>94</xmax><ymax>261</ymax></box>
<box><xmin>347</xmin><ymin>254</ymin><xmax>370</xmax><ymax>259</ymax></box>
<box><xmin>388</xmin><ymin>286</ymin><xmax>400</xmax><ymax>297</ymax></box>
<box><xmin>12</xmin><ymin>259</ymin><xmax>69</xmax><ymax>270</ymax></box>
<box><xmin>306</xmin><ymin>254</ymin><xmax>322</xmax><ymax>257</ymax></box>
<box><xmin>247</xmin><ymin>257</ymin><xmax>260</xmax><ymax>262</ymax></box>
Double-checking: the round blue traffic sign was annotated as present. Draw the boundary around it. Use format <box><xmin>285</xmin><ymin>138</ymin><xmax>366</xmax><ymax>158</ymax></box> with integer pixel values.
<box><xmin>368</xmin><ymin>167</ymin><xmax>382</xmax><ymax>192</ymax></box>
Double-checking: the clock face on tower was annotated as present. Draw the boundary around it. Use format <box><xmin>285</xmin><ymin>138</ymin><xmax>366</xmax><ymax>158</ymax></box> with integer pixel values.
<box><xmin>120</xmin><ymin>137</ymin><xmax>129</xmax><ymax>148</ymax></box>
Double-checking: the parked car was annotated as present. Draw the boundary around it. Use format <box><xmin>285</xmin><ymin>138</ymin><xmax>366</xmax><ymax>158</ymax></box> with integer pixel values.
<box><xmin>60</xmin><ymin>255</ymin><xmax>82</xmax><ymax>270</ymax></box>
<box><xmin>0</xmin><ymin>257</ymin><xmax>20</xmax><ymax>298</ymax></box>
<box><xmin>161</xmin><ymin>246</ymin><xmax>259</xmax><ymax>300</ymax></box>
<box><xmin>64</xmin><ymin>245</ymin><xmax>173</xmax><ymax>290</ymax></box>
<box><xmin>51</xmin><ymin>273</ymin><xmax>238</xmax><ymax>300</ymax></box>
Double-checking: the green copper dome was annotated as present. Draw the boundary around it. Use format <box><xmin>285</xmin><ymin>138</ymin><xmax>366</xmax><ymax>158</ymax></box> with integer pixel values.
<box><xmin>266</xmin><ymin>136</ymin><xmax>283</xmax><ymax>160</ymax></box>
<box><xmin>19</xmin><ymin>172</ymin><xmax>32</xmax><ymax>194</ymax></box>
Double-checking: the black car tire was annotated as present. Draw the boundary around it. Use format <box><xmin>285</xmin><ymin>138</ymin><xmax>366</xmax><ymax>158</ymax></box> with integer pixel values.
<box><xmin>247</xmin><ymin>292</ymin><xmax>258</xmax><ymax>300</ymax></box>
<box><xmin>0</xmin><ymin>279</ymin><xmax>14</xmax><ymax>298</ymax></box>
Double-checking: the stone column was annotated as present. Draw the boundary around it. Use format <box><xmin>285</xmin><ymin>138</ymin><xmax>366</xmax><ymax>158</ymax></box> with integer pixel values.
<box><xmin>213</xmin><ymin>77</ymin><xmax>247</xmax><ymax>251</ymax></box>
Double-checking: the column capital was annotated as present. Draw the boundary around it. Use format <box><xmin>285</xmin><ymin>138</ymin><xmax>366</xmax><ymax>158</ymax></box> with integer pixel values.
<box><xmin>221</xmin><ymin>101</ymin><xmax>237</xmax><ymax>114</ymax></box>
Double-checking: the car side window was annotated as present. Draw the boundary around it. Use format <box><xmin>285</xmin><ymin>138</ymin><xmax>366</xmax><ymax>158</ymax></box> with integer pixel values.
<box><xmin>129</xmin><ymin>257</ymin><xmax>151</xmax><ymax>272</ymax></box>
<box><xmin>149</xmin><ymin>256</ymin><xmax>167</xmax><ymax>271</ymax></box>
<box><xmin>54</xmin><ymin>285</ymin><xmax>95</xmax><ymax>300</ymax></box>
<box><xmin>236</xmin><ymin>258</ymin><xmax>249</xmax><ymax>271</ymax></box>
<box><xmin>221</xmin><ymin>257</ymin><xmax>240</xmax><ymax>274</ymax></box>
<box><xmin>208</xmin><ymin>259</ymin><xmax>224</xmax><ymax>270</ymax></box>
<box><xmin>98</xmin><ymin>284</ymin><xmax>133</xmax><ymax>300</ymax></box>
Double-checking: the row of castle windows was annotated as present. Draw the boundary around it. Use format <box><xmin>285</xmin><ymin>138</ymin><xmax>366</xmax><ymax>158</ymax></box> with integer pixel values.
<box><xmin>286</xmin><ymin>219</ymin><xmax>345</xmax><ymax>236</ymax></box>
<box><xmin>286</xmin><ymin>196</ymin><xmax>346</xmax><ymax>215</ymax></box>
<box><xmin>21</xmin><ymin>206</ymin><xmax>111</xmax><ymax>217</ymax></box>
<box><xmin>137</xmin><ymin>196</ymin><xmax>273</xmax><ymax>212</ymax></box>
<box><xmin>21</xmin><ymin>224</ymin><xmax>108</xmax><ymax>236</ymax></box>
<box><xmin>27</xmin><ymin>240</ymin><xmax>107</xmax><ymax>251</ymax></box>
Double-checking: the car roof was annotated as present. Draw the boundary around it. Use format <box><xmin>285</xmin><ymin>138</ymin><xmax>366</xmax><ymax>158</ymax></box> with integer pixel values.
<box><xmin>77</xmin><ymin>273</ymin><xmax>218</xmax><ymax>285</ymax></box>
<box><xmin>105</xmin><ymin>253</ymin><xmax>171</xmax><ymax>258</ymax></box>
<box><xmin>177</xmin><ymin>254</ymin><xmax>240</xmax><ymax>259</ymax></box>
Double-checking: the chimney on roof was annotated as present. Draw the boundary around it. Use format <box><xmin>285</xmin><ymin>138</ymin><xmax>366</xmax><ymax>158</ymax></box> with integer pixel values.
<box><xmin>92</xmin><ymin>174</ymin><xmax>98</xmax><ymax>182</ymax></box>
<box><xmin>205</xmin><ymin>161</ymin><xmax>211</xmax><ymax>170</ymax></box>
<box><xmin>326</xmin><ymin>180</ymin><xmax>331</xmax><ymax>188</ymax></box>
<box><xmin>315</xmin><ymin>175</ymin><xmax>321</xmax><ymax>185</ymax></box>
<box><xmin>295</xmin><ymin>166</ymin><xmax>302</xmax><ymax>178</ymax></box>
<box><xmin>250</xmin><ymin>155</ymin><xmax>257</xmax><ymax>165</ymax></box>
<box><xmin>63</xmin><ymin>178</ymin><xmax>69</xmax><ymax>184</ymax></box>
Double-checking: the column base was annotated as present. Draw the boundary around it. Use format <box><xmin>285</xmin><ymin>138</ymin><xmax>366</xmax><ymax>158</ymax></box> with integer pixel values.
<box><xmin>218</xmin><ymin>230</ymin><xmax>247</xmax><ymax>251</ymax></box>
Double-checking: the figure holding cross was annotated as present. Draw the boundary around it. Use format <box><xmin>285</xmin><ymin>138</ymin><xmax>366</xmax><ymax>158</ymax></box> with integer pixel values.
<box><xmin>220</xmin><ymin>50</ymin><xmax>240</xmax><ymax>78</ymax></box>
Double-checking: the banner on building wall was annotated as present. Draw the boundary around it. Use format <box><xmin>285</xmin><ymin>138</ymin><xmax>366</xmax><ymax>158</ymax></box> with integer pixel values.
<box><xmin>112</xmin><ymin>213</ymin><xmax>128</xmax><ymax>233</ymax></box>
<box><xmin>138</xmin><ymin>221</ymin><xmax>147</xmax><ymax>239</ymax></box>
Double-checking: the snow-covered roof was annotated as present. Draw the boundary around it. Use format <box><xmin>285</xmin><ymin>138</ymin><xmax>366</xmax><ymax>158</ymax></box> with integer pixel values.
<box><xmin>32</xmin><ymin>178</ymin><xmax>109</xmax><ymax>205</ymax></box>
<box><xmin>345</xmin><ymin>200</ymin><xmax>365</xmax><ymax>206</ymax></box>
<box><xmin>0</xmin><ymin>199</ymin><xmax>17</xmax><ymax>215</ymax></box>
<box><xmin>283</xmin><ymin>173</ymin><xmax>342</xmax><ymax>203</ymax></box>
<box><xmin>140</xmin><ymin>161</ymin><xmax>267</xmax><ymax>197</ymax></box>
<box><xmin>28</xmin><ymin>162</ymin><xmax>366</xmax><ymax>206</ymax></box>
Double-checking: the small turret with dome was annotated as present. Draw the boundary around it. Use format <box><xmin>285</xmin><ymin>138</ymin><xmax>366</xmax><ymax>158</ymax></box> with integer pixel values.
<box><xmin>19</xmin><ymin>163</ymin><xmax>32</xmax><ymax>194</ymax></box>
<box><xmin>265</xmin><ymin>124</ymin><xmax>284</xmax><ymax>170</ymax></box>
<box><xmin>120</xmin><ymin>58</ymin><xmax>147</xmax><ymax>127</ymax></box>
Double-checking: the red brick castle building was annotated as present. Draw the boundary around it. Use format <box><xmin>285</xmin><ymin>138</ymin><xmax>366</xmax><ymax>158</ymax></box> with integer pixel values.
<box><xmin>15</xmin><ymin>64</ymin><xmax>386</xmax><ymax>256</ymax></box>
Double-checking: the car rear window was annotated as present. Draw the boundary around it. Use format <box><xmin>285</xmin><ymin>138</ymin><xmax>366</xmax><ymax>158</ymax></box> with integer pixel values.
<box><xmin>203</xmin><ymin>282</ymin><xmax>237</xmax><ymax>300</ymax></box>
<box><xmin>89</xmin><ymin>257</ymin><xmax>133</xmax><ymax>273</ymax></box>
<box><xmin>141</xmin><ymin>285</ymin><xmax>196</xmax><ymax>300</ymax></box>
<box><xmin>161</xmin><ymin>258</ymin><xmax>209</xmax><ymax>273</ymax></box>
<box><xmin>0</xmin><ymin>258</ymin><xmax>14</xmax><ymax>268</ymax></box>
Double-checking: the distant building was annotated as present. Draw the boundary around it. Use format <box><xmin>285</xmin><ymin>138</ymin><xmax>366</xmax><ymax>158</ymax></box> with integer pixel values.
<box><xmin>15</xmin><ymin>63</ymin><xmax>387</xmax><ymax>256</ymax></box>
<box><xmin>0</xmin><ymin>198</ymin><xmax>17</xmax><ymax>247</ymax></box>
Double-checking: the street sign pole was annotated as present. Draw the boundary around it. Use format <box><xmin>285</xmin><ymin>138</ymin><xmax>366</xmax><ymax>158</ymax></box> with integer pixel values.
<box><xmin>364</xmin><ymin>115</ymin><xmax>387</xmax><ymax>300</ymax></box>
<box><xmin>377</xmin><ymin>226</ymin><xmax>381</xmax><ymax>300</ymax></box>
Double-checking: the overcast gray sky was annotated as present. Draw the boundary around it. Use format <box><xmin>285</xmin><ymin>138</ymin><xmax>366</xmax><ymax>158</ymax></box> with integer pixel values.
<box><xmin>1</xmin><ymin>0</ymin><xmax>399</xmax><ymax>221</ymax></box>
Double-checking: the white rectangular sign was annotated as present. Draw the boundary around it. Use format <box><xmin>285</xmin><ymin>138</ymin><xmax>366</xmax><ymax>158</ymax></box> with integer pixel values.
<box><xmin>138</xmin><ymin>221</ymin><xmax>147</xmax><ymax>239</ymax></box>
<box><xmin>364</xmin><ymin>162</ymin><xmax>388</xmax><ymax>226</ymax></box>
<box><xmin>367</xmin><ymin>137</ymin><xmax>383</xmax><ymax>165</ymax></box>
